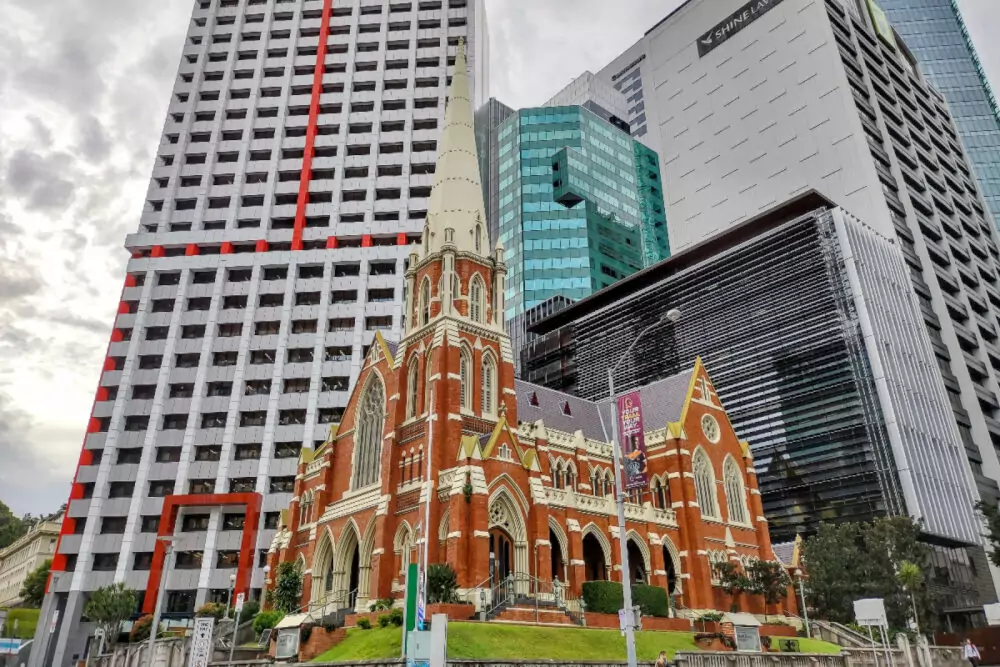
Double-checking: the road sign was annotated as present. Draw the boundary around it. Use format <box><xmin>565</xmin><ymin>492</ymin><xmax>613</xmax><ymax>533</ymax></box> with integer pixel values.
<box><xmin>853</xmin><ymin>598</ymin><xmax>887</xmax><ymax>627</ymax></box>
<box><xmin>234</xmin><ymin>593</ymin><xmax>245</xmax><ymax>613</ymax></box>
<box><xmin>188</xmin><ymin>617</ymin><xmax>214</xmax><ymax>667</ymax></box>
<box><xmin>49</xmin><ymin>610</ymin><xmax>60</xmax><ymax>634</ymax></box>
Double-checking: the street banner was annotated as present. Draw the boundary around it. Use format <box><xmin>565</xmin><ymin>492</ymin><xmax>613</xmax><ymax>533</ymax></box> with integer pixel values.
<box><xmin>188</xmin><ymin>617</ymin><xmax>215</xmax><ymax>667</ymax></box>
<box><xmin>618</xmin><ymin>392</ymin><xmax>649</xmax><ymax>490</ymax></box>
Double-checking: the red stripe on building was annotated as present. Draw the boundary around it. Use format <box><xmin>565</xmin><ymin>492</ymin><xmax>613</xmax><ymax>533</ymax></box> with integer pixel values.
<box><xmin>292</xmin><ymin>0</ymin><xmax>336</xmax><ymax>251</ymax></box>
<box><xmin>48</xmin><ymin>275</ymin><xmax>134</xmax><ymax>593</ymax></box>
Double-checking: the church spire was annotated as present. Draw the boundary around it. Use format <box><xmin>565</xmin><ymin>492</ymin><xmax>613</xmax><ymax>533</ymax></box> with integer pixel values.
<box><xmin>423</xmin><ymin>39</ymin><xmax>489</xmax><ymax>258</ymax></box>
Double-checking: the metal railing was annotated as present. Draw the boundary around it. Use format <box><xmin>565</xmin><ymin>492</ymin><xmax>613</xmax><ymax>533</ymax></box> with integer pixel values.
<box><xmin>463</xmin><ymin>574</ymin><xmax>582</xmax><ymax>625</ymax></box>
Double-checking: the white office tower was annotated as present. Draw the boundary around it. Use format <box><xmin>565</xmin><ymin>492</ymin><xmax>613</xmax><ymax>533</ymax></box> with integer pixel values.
<box><xmin>598</xmin><ymin>0</ymin><xmax>1000</xmax><ymax>610</ymax></box>
<box><xmin>31</xmin><ymin>1</ymin><xmax>488</xmax><ymax>665</ymax></box>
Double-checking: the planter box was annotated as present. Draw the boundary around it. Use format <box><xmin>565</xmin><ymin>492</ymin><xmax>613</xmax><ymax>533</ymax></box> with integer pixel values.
<box><xmin>759</xmin><ymin>624</ymin><xmax>797</xmax><ymax>638</ymax></box>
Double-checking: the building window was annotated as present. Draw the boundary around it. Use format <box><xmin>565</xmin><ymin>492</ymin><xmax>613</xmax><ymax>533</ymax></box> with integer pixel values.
<box><xmin>469</xmin><ymin>276</ymin><xmax>484</xmax><ymax>323</ymax></box>
<box><xmin>182</xmin><ymin>514</ymin><xmax>210</xmax><ymax>532</ymax></box>
<box><xmin>475</xmin><ymin>223</ymin><xmax>482</xmax><ymax>253</ymax></box>
<box><xmin>93</xmin><ymin>553</ymin><xmax>119</xmax><ymax>571</ymax></box>
<box><xmin>352</xmin><ymin>376</ymin><xmax>386</xmax><ymax>489</ymax></box>
<box><xmin>222</xmin><ymin>514</ymin><xmax>245</xmax><ymax>531</ymax></box>
<box><xmin>652</xmin><ymin>477</ymin><xmax>670</xmax><ymax>510</ymax></box>
<box><xmin>723</xmin><ymin>457</ymin><xmax>749</xmax><ymax>525</ymax></box>
<box><xmin>481</xmin><ymin>354</ymin><xmax>496</xmax><ymax>416</ymax></box>
<box><xmin>424</xmin><ymin>350</ymin><xmax>433</xmax><ymax>414</ymax></box>
<box><xmin>419</xmin><ymin>277</ymin><xmax>431</xmax><ymax>326</ymax></box>
<box><xmin>693</xmin><ymin>449</ymin><xmax>718</xmax><ymax>519</ymax></box>
<box><xmin>406</xmin><ymin>356</ymin><xmax>419</xmax><ymax>418</ymax></box>
<box><xmin>459</xmin><ymin>347</ymin><xmax>472</xmax><ymax>410</ymax></box>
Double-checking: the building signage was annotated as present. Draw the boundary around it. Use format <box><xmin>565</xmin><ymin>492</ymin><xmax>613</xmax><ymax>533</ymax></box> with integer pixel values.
<box><xmin>853</xmin><ymin>598</ymin><xmax>888</xmax><ymax>627</ymax></box>
<box><xmin>611</xmin><ymin>54</ymin><xmax>646</xmax><ymax>81</ymax></box>
<box><xmin>275</xmin><ymin>629</ymin><xmax>300</xmax><ymax>660</ymax></box>
<box><xmin>697</xmin><ymin>0</ymin><xmax>787</xmax><ymax>57</ymax></box>
<box><xmin>188</xmin><ymin>617</ymin><xmax>215</xmax><ymax>667</ymax></box>
<box><xmin>618</xmin><ymin>392</ymin><xmax>649</xmax><ymax>490</ymax></box>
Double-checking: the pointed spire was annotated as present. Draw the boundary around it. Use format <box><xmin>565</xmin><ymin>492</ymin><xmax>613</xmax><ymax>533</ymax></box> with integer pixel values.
<box><xmin>424</xmin><ymin>39</ymin><xmax>489</xmax><ymax>257</ymax></box>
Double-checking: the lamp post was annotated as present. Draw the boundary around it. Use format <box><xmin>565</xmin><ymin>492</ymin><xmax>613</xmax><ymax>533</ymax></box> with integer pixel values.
<box><xmin>146</xmin><ymin>536</ymin><xmax>175</xmax><ymax>667</ymax></box>
<box><xmin>224</xmin><ymin>573</ymin><xmax>236</xmax><ymax>618</ymax></box>
<box><xmin>262</xmin><ymin>565</ymin><xmax>271</xmax><ymax>609</ymax></box>
<box><xmin>607</xmin><ymin>309</ymin><xmax>681</xmax><ymax>667</ymax></box>
<box><xmin>794</xmin><ymin>569</ymin><xmax>810</xmax><ymax>639</ymax></box>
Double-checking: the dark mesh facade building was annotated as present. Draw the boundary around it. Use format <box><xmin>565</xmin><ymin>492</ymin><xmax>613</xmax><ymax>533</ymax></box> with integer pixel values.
<box><xmin>525</xmin><ymin>195</ymin><xmax>995</xmax><ymax>618</ymax></box>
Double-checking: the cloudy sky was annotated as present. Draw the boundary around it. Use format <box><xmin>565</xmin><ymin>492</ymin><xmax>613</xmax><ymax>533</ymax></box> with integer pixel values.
<box><xmin>0</xmin><ymin>0</ymin><xmax>998</xmax><ymax>516</ymax></box>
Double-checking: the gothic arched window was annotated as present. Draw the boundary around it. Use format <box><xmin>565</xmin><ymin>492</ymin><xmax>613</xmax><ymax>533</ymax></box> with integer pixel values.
<box><xmin>693</xmin><ymin>448</ymin><xmax>719</xmax><ymax>519</ymax></box>
<box><xmin>424</xmin><ymin>350</ymin><xmax>433</xmax><ymax>415</ymax></box>
<box><xmin>723</xmin><ymin>457</ymin><xmax>749</xmax><ymax>524</ymax></box>
<box><xmin>652</xmin><ymin>477</ymin><xmax>669</xmax><ymax>510</ymax></box>
<box><xmin>419</xmin><ymin>278</ymin><xmax>431</xmax><ymax>327</ymax></box>
<box><xmin>469</xmin><ymin>276</ymin><xmax>485</xmax><ymax>323</ymax></box>
<box><xmin>352</xmin><ymin>376</ymin><xmax>385</xmax><ymax>489</ymax></box>
<box><xmin>475</xmin><ymin>224</ymin><xmax>483</xmax><ymax>253</ymax></box>
<box><xmin>481</xmin><ymin>354</ymin><xmax>497</xmax><ymax>416</ymax></box>
<box><xmin>459</xmin><ymin>346</ymin><xmax>472</xmax><ymax>410</ymax></box>
<box><xmin>406</xmin><ymin>356</ymin><xmax>419</xmax><ymax>419</ymax></box>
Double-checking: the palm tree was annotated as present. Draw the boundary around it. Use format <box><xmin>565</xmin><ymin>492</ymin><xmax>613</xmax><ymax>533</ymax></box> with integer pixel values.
<box><xmin>896</xmin><ymin>561</ymin><xmax>924</xmax><ymax>635</ymax></box>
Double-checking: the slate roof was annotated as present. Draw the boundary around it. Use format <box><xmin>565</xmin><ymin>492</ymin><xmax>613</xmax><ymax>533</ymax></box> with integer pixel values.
<box><xmin>514</xmin><ymin>367</ymin><xmax>695</xmax><ymax>442</ymax></box>
<box><xmin>772</xmin><ymin>541</ymin><xmax>796</xmax><ymax>567</ymax></box>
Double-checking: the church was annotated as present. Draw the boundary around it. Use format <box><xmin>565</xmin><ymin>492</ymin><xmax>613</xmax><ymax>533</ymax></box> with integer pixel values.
<box><xmin>265</xmin><ymin>42</ymin><xmax>786</xmax><ymax>616</ymax></box>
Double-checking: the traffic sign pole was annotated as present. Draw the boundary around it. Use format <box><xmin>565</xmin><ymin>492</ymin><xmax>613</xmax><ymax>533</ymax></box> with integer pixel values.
<box><xmin>229</xmin><ymin>593</ymin><xmax>245</xmax><ymax>664</ymax></box>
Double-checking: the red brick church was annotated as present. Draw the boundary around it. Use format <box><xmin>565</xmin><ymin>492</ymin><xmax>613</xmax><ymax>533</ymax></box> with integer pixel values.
<box><xmin>265</xmin><ymin>43</ymin><xmax>788</xmax><ymax>616</ymax></box>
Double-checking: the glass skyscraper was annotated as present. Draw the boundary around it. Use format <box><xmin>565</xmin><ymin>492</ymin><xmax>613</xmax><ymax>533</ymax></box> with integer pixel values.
<box><xmin>877</xmin><ymin>0</ymin><xmax>1000</xmax><ymax>225</ymax></box>
<box><xmin>494</xmin><ymin>104</ymin><xmax>670</xmax><ymax>371</ymax></box>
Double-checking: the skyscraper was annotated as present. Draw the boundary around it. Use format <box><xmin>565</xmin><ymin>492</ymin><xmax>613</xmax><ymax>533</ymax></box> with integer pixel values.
<box><xmin>32</xmin><ymin>1</ymin><xmax>488</xmax><ymax>665</ymax></box>
<box><xmin>478</xmin><ymin>74</ymin><xmax>670</xmax><ymax>375</ymax></box>
<box><xmin>593</xmin><ymin>0</ymin><xmax>1000</xmax><ymax>600</ymax></box>
<box><xmin>875</xmin><ymin>0</ymin><xmax>1000</xmax><ymax>226</ymax></box>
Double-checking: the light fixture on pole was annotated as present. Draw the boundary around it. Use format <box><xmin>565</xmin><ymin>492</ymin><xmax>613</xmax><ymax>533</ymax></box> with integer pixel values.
<box><xmin>606</xmin><ymin>308</ymin><xmax>681</xmax><ymax>667</ymax></box>
<box><xmin>262</xmin><ymin>565</ymin><xmax>271</xmax><ymax>608</ymax></box>
<box><xmin>146</xmin><ymin>536</ymin><xmax>176</xmax><ymax>667</ymax></box>
<box><xmin>225</xmin><ymin>573</ymin><xmax>236</xmax><ymax>618</ymax></box>
<box><xmin>795</xmin><ymin>569</ymin><xmax>810</xmax><ymax>638</ymax></box>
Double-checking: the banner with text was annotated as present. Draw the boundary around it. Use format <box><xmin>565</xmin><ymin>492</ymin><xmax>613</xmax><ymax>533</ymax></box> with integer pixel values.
<box><xmin>618</xmin><ymin>392</ymin><xmax>649</xmax><ymax>490</ymax></box>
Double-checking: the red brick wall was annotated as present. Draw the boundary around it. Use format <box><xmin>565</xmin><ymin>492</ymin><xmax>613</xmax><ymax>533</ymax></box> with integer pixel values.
<box><xmin>585</xmin><ymin>613</ymin><xmax>692</xmax><ymax>632</ymax></box>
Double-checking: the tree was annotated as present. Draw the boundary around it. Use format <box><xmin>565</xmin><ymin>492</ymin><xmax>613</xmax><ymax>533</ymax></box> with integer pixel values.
<box><xmin>803</xmin><ymin>517</ymin><xmax>937</xmax><ymax>631</ymax></box>
<box><xmin>19</xmin><ymin>559</ymin><xmax>51</xmax><ymax>607</ymax></box>
<box><xmin>802</xmin><ymin>522</ymin><xmax>865</xmax><ymax>623</ymax></box>
<box><xmin>426</xmin><ymin>563</ymin><xmax>459</xmax><ymax>604</ymax></box>
<box><xmin>272</xmin><ymin>562</ymin><xmax>303</xmax><ymax>614</ymax></box>
<box><xmin>713</xmin><ymin>561</ymin><xmax>751</xmax><ymax>612</ymax></box>
<box><xmin>897</xmin><ymin>561</ymin><xmax>925</xmax><ymax>634</ymax></box>
<box><xmin>746</xmin><ymin>559</ymin><xmax>792</xmax><ymax>606</ymax></box>
<box><xmin>0</xmin><ymin>501</ymin><xmax>25</xmax><ymax>550</ymax></box>
<box><xmin>83</xmin><ymin>583</ymin><xmax>137</xmax><ymax>650</ymax></box>
<box><xmin>976</xmin><ymin>500</ymin><xmax>1000</xmax><ymax>568</ymax></box>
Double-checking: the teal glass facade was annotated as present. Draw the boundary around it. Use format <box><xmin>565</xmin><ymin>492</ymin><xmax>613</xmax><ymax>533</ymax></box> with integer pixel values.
<box><xmin>496</xmin><ymin>105</ymin><xmax>670</xmax><ymax>328</ymax></box>
<box><xmin>877</xmin><ymin>0</ymin><xmax>1000</xmax><ymax>226</ymax></box>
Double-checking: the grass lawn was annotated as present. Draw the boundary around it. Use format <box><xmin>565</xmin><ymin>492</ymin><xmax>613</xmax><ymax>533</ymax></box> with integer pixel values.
<box><xmin>311</xmin><ymin>623</ymin><xmax>843</xmax><ymax>663</ymax></box>
<box><xmin>0</xmin><ymin>608</ymin><xmax>40</xmax><ymax>639</ymax></box>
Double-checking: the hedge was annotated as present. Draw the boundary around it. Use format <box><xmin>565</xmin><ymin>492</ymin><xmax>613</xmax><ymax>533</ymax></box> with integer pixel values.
<box><xmin>581</xmin><ymin>582</ymin><xmax>669</xmax><ymax>618</ymax></box>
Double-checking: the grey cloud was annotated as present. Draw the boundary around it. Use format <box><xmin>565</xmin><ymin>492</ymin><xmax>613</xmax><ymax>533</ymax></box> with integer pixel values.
<box><xmin>77</xmin><ymin>115</ymin><xmax>112</xmax><ymax>163</ymax></box>
<box><xmin>0</xmin><ymin>262</ymin><xmax>43</xmax><ymax>304</ymax></box>
<box><xmin>4</xmin><ymin>149</ymin><xmax>77</xmax><ymax>212</ymax></box>
<box><xmin>44</xmin><ymin>312</ymin><xmax>111</xmax><ymax>336</ymax></box>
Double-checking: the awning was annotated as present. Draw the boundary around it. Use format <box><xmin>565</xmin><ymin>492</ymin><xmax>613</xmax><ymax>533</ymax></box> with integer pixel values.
<box><xmin>724</xmin><ymin>612</ymin><xmax>761</xmax><ymax>627</ymax></box>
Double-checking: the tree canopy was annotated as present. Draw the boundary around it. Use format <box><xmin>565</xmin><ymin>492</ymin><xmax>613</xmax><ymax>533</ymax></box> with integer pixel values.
<box><xmin>19</xmin><ymin>559</ymin><xmax>51</xmax><ymax>607</ymax></box>
<box><xmin>272</xmin><ymin>562</ymin><xmax>303</xmax><ymax>614</ymax></box>
<box><xmin>83</xmin><ymin>583</ymin><xmax>137</xmax><ymax>649</ymax></box>
<box><xmin>803</xmin><ymin>517</ymin><xmax>935</xmax><ymax>630</ymax></box>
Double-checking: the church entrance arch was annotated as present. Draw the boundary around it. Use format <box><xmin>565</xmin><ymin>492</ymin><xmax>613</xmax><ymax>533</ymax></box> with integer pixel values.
<box><xmin>487</xmin><ymin>488</ymin><xmax>528</xmax><ymax>594</ymax></box>
<box><xmin>583</xmin><ymin>533</ymin><xmax>608</xmax><ymax>581</ymax></box>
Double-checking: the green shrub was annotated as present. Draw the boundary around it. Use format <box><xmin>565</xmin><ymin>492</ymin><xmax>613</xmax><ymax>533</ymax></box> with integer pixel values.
<box><xmin>388</xmin><ymin>608</ymin><xmax>404</xmax><ymax>627</ymax></box>
<box><xmin>129</xmin><ymin>615</ymin><xmax>158</xmax><ymax>643</ymax></box>
<box><xmin>369</xmin><ymin>598</ymin><xmax>392</xmax><ymax>612</ymax></box>
<box><xmin>581</xmin><ymin>581</ymin><xmax>623</xmax><ymax>615</ymax></box>
<box><xmin>632</xmin><ymin>585</ymin><xmax>669</xmax><ymax>618</ymax></box>
<box><xmin>230</xmin><ymin>599</ymin><xmax>260</xmax><ymax>624</ymax></box>
<box><xmin>253</xmin><ymin>610</ymin><xmax>283</xmax><ymax>635</ymax></box>
<box><xmin>426</xmin><ymin>563</ymin><xmax>459</xmax><ymax>603</ymax></box>
<box><xmin>760</xmin><ymin>636</ymin><xmax>773</xmax><ymax>650</ymax></box>
<box><xmin>378</xmin><ymin>614</ymin><xmax>391</xmax><ymax>628</ymax></box>
<box><xmin>300</xmin><ymin>622</ymin><xmax>314</xmax><ymax>642</ymax></box>
<box><xmin>195</xmin><ymin>602</ymin><xmax>226</xmax><ymax>619</ymax></box>
<box><xmin>357</xmin><ymin>618</ymin><xmax>372</xmax><ymax>630</ymax></box>
<box><xmin>698</xmin><ymin>611</ymin><xmax>725</xmax><ymax>622</ymax></box>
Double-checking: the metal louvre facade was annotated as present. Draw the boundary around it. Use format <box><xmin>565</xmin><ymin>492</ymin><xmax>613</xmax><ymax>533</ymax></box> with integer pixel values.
<box><xmin>551</xmin><ymin>207</ymin><xmax>977</xmax><ymax>545</ymax></box>
<box><xmin>833</xmin><ymin>209</ymin><xmax>980</xmax><ymax>544</ymax></box>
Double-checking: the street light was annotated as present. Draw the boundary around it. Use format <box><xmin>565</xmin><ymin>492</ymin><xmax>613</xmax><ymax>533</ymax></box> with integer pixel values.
<box><xmin>225</xmin><ymin>573</ymin><xmax>237</xmax><ymax>618</ymax></box>
<box><xmin>607</xmin><ymin>308</ymin><xmax>681</xmax><ymax>667</ymax></box>
<box><xmin>794</xmin><ymin>569</ymin><xmax>810</xmax><ymax>639</ymax></box>
<box><xmin>146</xmin><ymin>536</ymin><xmax>175</xmax><ymax>667</ymax></box>
<box><xmin>262</xmin><ymin>565</ymin><xmax>271</xmax><ymax>609</ymax></box>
